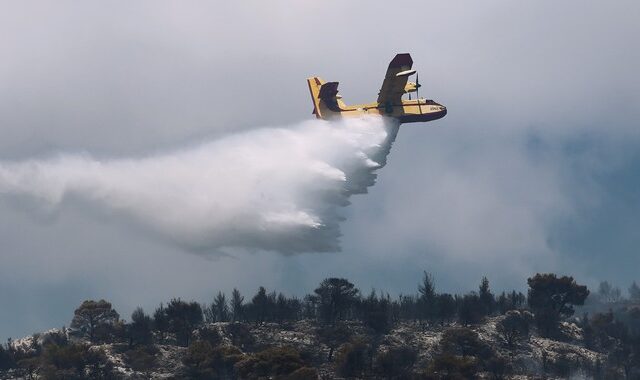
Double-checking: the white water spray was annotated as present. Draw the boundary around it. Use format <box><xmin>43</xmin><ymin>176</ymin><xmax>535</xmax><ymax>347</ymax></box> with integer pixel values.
<box><xmin>0</xmin><ymin>116</ymin><xmax>399</xmax><ymax>254</ymax></box>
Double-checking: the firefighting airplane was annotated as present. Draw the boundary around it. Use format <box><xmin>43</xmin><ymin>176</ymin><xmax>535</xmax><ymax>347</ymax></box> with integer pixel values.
<box><xmin>307</xmin><ymin>53</ymin><xmax>446</xmax><ymax>124</ymax></box>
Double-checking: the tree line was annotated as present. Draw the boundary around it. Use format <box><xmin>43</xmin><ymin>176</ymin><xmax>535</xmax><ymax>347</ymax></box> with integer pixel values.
<box><xmin>7</xmin><ymin>272</ymin><xmax>640</xmax><ymax>348</ymax></box>
<box><xmin>1</xmin><ymin>272</ymin><xmax>639</xmax><ymax>379</ymax></box>
<box><xmin>66</xmin><ymin>274</ymin><xmax>533</xmax><ymax>347</ymax></box>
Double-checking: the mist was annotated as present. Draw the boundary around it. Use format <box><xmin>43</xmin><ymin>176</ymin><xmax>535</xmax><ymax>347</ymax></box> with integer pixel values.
<box><xmin>1</xmin><ymin>0</ymin><xmax>640</xmax><ymax>341</ymax></box>
<box><xmin>0</xmin><ymin>117</ymin><xmax>398</xmax><ymax>254</ymax></box>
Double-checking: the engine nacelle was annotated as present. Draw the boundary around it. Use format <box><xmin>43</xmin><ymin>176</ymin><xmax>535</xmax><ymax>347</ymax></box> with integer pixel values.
<box><xmin>404</xmin><ymin>81</ymin><xmax>421</xmax><ymax>93</ymax></box>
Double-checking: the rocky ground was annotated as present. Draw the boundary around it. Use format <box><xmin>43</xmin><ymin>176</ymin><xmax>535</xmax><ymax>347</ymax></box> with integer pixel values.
<box><xmin>1</xmin><ymin>315</ymin><xmax>613</xmax><ymax>379</ymax></box>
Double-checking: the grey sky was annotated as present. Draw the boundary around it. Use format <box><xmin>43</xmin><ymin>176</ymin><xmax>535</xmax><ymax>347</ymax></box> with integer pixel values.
<box><xmin>1</xmin><ymin>0</ymin><xmax>639</xmax><ymax>340</ymax></box>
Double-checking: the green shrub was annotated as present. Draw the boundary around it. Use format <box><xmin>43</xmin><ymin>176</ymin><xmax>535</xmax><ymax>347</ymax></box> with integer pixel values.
<box><xmin>316</xmin><ymin>323</ymin><xmax>351</xmax><ymax>361</ymax></box>
<box><xmin>440</xmin><ymin>328</ymin><xmax>491</xmax><ymax>359</ymax></box>
<box><xmin>38</xmin><ymin>344</ymin><xmax>113</xmax><ymax>379</ymax></box>
<box><xmin>0</xmin><ymin>344</ymin><xmax>15</xmax><ymax>370</ymax></box>
<box><xmin>374</xmin><ymin>346</ymin><xmax>417</xmax><ymax>379</ymax></box>
<box><xmin>183</xmin><ymin>341</ymin><xmax>217</xmax><ymax>379</ymax></box>
<box><xmin>496</xmin><ymin>310</ymin><xmax>532</xmax><ymax>347</ymax></box>
<box><xmin>225</xmin><ymin>323</ymin><xmax>255</xmax><ymax>350</ymax></box>
<box><xmin>199</xmin><ymin>327</ymin><xmax>223</xmax><ymax>347</ymax></box>
<box><xmin>284</xmin><ymin>366</ymin><xmax>319</xmax><ymax>380</ymax></box>
<box><xmin>183</xmin><ymin>340</ymin><xmax>244</xmax><ymax>379</ymax></box>
<box><xmin>335</xmin><ymin>338</ymin><xmax>369</xmax><ymax>378</ymax></box>
<box><xmin>425</xmin><ymin>353</ymin><xmax>478</xmax><ymax>379</ymax></box>
<box><xmin>123</xmin><ymin>345</ymin><xmax>159</xmax><ymax>373</ymax></box>
<box><xmin>235</xmin><ymin>346</ymin><xmax>305</xmax><ymax>379</ymax></box>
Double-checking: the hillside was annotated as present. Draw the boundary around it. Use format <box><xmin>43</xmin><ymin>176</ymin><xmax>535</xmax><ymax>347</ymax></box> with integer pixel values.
<box><xmin>0</xmin><ymin>274</ymin><xmax>638</xmax><ymax>379</ymax></box>
<box><xmin>0</xmin><ymin>314</ymin><xmax>636</xmax><ymax>379</ymax></box>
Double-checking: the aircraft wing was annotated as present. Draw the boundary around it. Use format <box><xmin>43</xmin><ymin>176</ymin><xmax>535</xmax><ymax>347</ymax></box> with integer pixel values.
<box><xmin>376</xmin><ymin>53</ymin><xmax>414</xmax><ymax>105</ymax></box>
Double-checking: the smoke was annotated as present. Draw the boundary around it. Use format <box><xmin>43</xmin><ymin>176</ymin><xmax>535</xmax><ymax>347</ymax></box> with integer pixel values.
<box><xmin>0</xmin><ymin>116</ymin><xmax>398</xmax><ymax>254</ymax></box>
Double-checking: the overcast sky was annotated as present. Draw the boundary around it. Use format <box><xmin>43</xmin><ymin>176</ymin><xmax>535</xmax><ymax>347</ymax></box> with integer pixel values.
<box><xmin>1</xmin><ymin>0</ymin><xmax>639</xmax><ymax>340</ymax></box>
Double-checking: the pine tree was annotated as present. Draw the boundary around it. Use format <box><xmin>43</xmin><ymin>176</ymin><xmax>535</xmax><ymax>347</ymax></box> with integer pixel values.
<box><xmin>70</xmin><ymin>300</ymin><xmax>120</xmax><ymax>342</ymax></box>
<box><xmin>629</xmin><ymin>281</ymin><xmax>640</xmax><ymax>301</ymax></box>
<box><xmin>418</xmin><ymin>271</ymin><xmax>436</xmax><ymax>301</ymax></box>
<box><xmin>598</xmin><ymin>281</ymin><xmax>612</xmax><ymax>302</ymax></box>
<box><xmin>478</xmin><ymin>276</ymin><xmax>495</xmax><ymax>316</ymax></box>
<box><xmin>418</xmin><ymin>271</ymin><xmax>437</xmax><ymax>322</ymax></box>
<box><xmin>231</xmin><ymin>288</ymin><xmax>245</xmax><ymax>322</ymax></box>
<box><xmin>129</xmin><ymin>307</ymin><xmax>152</xmax><ymax>347</ymax></box>
<box><xmin>527</xmin><ymin>273</ymin><xmax>589</xmax><ymax>337</ymax></box>
<box><xmin>153</xmin><ymin>303</ymin><xmax>169</xmax><ymax>343</ymax></box>
<box><xmin>314</xmin><ymin>278</ymin><xmax>359</xmax><ymax>324</ymax></box>
<box><xmin>165</xmin><ymin>298</ymin><xmax>203</xmax><ymax>346</ymax></box>
<box><xmin>252</xmin><ymin>287</ymin><xmax>270</xmax><ymax>324</ymax></box>
<box><xmin>213</xmin><ymin>292</ymin><xmax>230</xmax><ymax>322</ymax></box>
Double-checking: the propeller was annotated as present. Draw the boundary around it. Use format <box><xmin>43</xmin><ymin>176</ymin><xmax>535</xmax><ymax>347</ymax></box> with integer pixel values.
<box><xmin>416</xmin><ymin>72</ymin><xmax>422</xmax><ymax>114</ymax></box>
<box><xmin>407</xmin><ymin>71</ymin><xmax>421</xmax><ymax>107</ymax></box>
<box><xmin>408</xmin><ymin>73</ymin><xmax>420</xmax><ymax>101</ymax></box>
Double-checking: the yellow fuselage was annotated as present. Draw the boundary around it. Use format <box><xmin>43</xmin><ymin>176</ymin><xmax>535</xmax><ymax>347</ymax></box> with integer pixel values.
<box><xmin>318</xmin><ymin>98</ymin><xmax>447</xmax><ymax>124</ymax></box>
